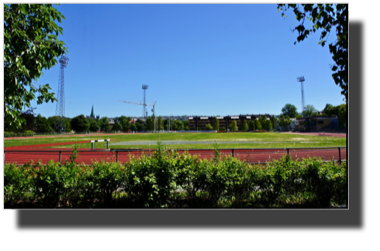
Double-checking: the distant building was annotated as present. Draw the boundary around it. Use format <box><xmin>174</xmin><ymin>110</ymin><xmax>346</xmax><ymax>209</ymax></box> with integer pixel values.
<box><xmin>86</xmin><ymin>105</ymin><xmax>100</xmax><ymax>119</ymax></box>
<box><xmin>188</xmin><ymin>114</ymin><xmax>273</xmax><ymax>131</ymax></box>
<box><xmin>297</xmin><ymin>116</ymin><xmax>339</xmax><ymax>132</ymax></box>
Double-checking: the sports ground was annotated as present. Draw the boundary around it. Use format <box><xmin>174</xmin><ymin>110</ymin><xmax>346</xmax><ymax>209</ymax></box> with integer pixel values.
<box><xmin>4</xmin><ymin>132</ymin><xmax>346</xmax><ymax>165</ymax></box>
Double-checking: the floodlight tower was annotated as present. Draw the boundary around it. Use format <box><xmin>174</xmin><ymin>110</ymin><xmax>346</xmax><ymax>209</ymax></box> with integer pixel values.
<box><xmin>297</xmin><ymin>76</ymin><xmax>305</xmax><ymax>114</ymax></box>
<box><xmin>55</xmin><ymin>55</ymin><xmax>69</xmax><ymax>133</ymax></box>
<box><xmin>142</xmin><ymin>85</ymin><xmax>149</xmax><ymax>118</ymax></box>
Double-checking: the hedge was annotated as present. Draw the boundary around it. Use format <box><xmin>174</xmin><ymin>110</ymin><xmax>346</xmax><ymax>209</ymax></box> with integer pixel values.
<box><xmin>4</xmin><ymin>130</ymin><xmax>34</xmax><ymax>137</ymax></box>
<box><xmin>4</xmin><ymin>144</ymin><xmax>347</xmax><ymax>208</ymax></box>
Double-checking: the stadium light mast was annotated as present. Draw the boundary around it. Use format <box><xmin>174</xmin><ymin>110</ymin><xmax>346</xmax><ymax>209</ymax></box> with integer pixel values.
<box><xmin>142</xmin><ymin>85</ymin><xmax>149</xmax><ymax>118</ymax></box>
<box><xmin>55</xmin><ymin>55</ymin><xmax>69</xmax><ymax>134</ymax></box>
<box><xmin>297</xmin><ymin>76</ymin><xmax>305</xmax><ymax>115</ymax></box>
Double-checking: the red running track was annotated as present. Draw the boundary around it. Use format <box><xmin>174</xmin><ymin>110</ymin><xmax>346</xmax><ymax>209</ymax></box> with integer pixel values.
<box><xmin>4</xmin><ymin>148</ymin><xmax>346</xmax><ymax>165</ymax></box>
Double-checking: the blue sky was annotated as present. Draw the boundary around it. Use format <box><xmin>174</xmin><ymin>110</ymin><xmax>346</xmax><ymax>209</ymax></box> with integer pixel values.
<box><xmin>30</xmin><ymin>4</ymin><xmax>345</xmax><ymax>118</ymax></box>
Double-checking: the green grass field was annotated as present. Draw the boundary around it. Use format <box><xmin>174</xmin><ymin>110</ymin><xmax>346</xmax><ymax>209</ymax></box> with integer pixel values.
<box><xmin>4</xmin><ymin>132</ymin><xmax>346</xmax><ymax>149</ymax></box>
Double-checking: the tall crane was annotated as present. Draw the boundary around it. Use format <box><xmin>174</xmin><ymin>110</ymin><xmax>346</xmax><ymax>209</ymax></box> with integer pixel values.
<box><xmin>119</xmin><ymin>100</ymin><xmax>157</xmax><ymax>132</ymax></box>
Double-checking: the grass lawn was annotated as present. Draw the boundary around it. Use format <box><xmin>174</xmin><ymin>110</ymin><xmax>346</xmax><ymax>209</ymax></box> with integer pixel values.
<box><xmin>4</xmin><ymin>132</ymin><xmax>346</xmax><ymax>149</ymax></box>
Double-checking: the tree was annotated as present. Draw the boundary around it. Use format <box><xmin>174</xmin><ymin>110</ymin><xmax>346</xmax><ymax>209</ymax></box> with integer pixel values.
<box><xmin>241</xmin><ymin>119</ymin><xmax>248</xmax><ymax>132</ymax></box>
<box><xmin>205</xmin><ymin>124</ymin><xmax>213</xmax><ymax>130</ymax></box>
<box><xmin>228</xmin><ymin>121</ymin><xmax>238</xmax><ymax>132</ymax></box>
<box><xmin>270</xmin><ymin>115</ymin><xmax>278</xmax><ymax>130</ymax></box>
<box><xmin>248</xmin><ymin>120</ymin><xmax>255</xmax><ymax>131</ymax></box>
<box><xmin>135</xmin><ymin>122</ymin><xmax>144</xmax><ymax>132</ymax></box>
<box><xmin>213</xmin><ymin>117</ymin><xmax>219</xmax><ymax>131</ymax></box>
<box><xmin>278</xmin><ymin>115</ymin><xmax>292</xmax><ymax>130</ymax></box>
<box><xmin>112</xmin><ymin>121</ymin><xmax>122</xmax><ymax>131</ymax></box>
<box><xmin>183</xmin><ymin>120</ymin><xmax>189</xmax><ymax>131</ymax></box>
<box><xmin>119</xmin><ymin>116</ymin><xmax>131</xmax><ymax>132</ymax></box>
<box><xmin>70</xmin><ymin>115</ymin><xmax>90</xmax><ymax>132</ymax></box>
<box><xmin>281</xmin><ymin>104</ymin><xmax>299</xmax><ymax>118</ymax></box>
<box><xmin>36</xmin><ymin>114</ymin><xmax>53</xmax><ymax>133</ymax></box>
<box><xmin>4</xmin><ymin>4</ymin><xmax>68</xmax><ymax>130</ymax></box>
<box><xmin>146</xmin><ymin>116</ymin><xmax>154</xmax><ymax>131</ymax></box>
<box><xmin>174</xmin><ymin>120</ymin><xmax>184</xmax><ymax>131</ymax></box>
<box><xmin>255</xmin><ymin>119</ymin><xmax>262</xmax><ymax>130</ymax></box>
<box><xmin>277</xmin><ymin>4</ymin><xmax>347</xmax><ymax>101</ymax></box>
<box><xmin>130</xmin><ymin>123</ymin><xmax>137</xmax><ymax>132</ymax></box>
<box><xmin>303</xmin><ymin>104</ymin><xmax>319</xmax><ymax>117</ymax></box>
<box><xmin>64</xmin><ymin>117</ymin><xmax>71</xmax><ymax>132</ymax></box>
<box><xmin>158</xmin><ymin>116</ymin><xmax>164</xmax><ymax>131</ymax></box>
<box><xmin>17</xmin><ymin>107</ymin><xmax>37</xmax><ymax>132</ymax></box>
<box><xmin>89</xmin><ymin>120</ymin><xmax>99</xmax><ymax>132</ymax></box>
<box><xmin>99</xmin><ymin>117</ymin><xmax>110</xmax><ymax>131</ymax></box>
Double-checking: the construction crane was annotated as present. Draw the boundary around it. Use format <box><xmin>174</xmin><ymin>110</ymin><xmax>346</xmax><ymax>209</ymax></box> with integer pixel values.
<box><xmin>119</xmin><ymin>100</ymin><xmax>158</xmax><ymax>132</ymax></box>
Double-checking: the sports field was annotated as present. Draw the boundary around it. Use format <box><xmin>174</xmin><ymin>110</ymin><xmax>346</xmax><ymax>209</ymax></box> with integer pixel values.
<box><xmin>4</xmin><ymin>132</ymin><xmax>346</xmax><ymax>150</ymax></box>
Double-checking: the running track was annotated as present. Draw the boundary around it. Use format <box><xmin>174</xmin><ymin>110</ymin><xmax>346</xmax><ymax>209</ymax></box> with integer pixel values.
<box><xmin>4</xmin><ymin>140</ymin><xmax>346</xmax><ymax>165</ymax></box>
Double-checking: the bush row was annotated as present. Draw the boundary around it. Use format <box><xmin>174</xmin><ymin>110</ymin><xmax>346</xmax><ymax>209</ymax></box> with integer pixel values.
<box><xmin>4</xmin><ymin>144</ymin><xmax>347</xmax><ymax>208</ymax></box>
<box><xmin>4</xmin><ymin>131</ymin><xmax>34</xmax><ymax>137</ymax></box>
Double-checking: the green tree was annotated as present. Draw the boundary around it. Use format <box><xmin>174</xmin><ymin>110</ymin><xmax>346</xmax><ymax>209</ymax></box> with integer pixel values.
<box><xmin>241</xmin><ymin>119</ymin><xmax>248</xmax><ymax>132</ymax></box>
<box><xmin>278</xmin><ymin>115</ymin><xmax>292</xmax><ymax>130</ymax></box>
<box><xmin>248</xmin><ymin>120</ymin><xmax>255</xmax><ymax>131</ymax></box>
<box><xmin>277</xmin><ymin>4</ymin><xmax>347</xmax><ymax>101</ymax></box>
<box><xmin>99</xmin><ymin>117</ymin><xmax>110</xmax><ymax>132</ymax></box>
<box><xmin>255</xmin><ymin>119</ymin><xmax>262</xmax><ymax>130</ymax></box>
<box><xmin>270</xmin><ymin>115</ymin><xmax>278</xmax><ymax>130</ymax></box>
<box><xmin>213</xmin><ymin>117</ymin><xmax>219</xmax><ymax>131</ymax></box>
<box><xmin>119</xmin><ymin>116</ymin><xmax>131</xmax><ymax>132</ymax></box>
<box><xmin>130</xmin><ymin>123</ymin><xmax>137</xmax><ymax>132</ymax></box>
<box><xmin>146</xmin><ymin>116</ymin><xmax>154</xmax><ymax>131</ymax></box>
<box><xmin>112</xmin><ymin>121</ymin><xmax>122</xmax><ymax>131</ymax></box>
<box><xmin>303</xmin><ymin>104</ymin><xmax>319</xmax><ymax>117</ymax></box>
<box><xmin>183</xmin><ymin>120</ymin><xmax>189</xmax><ymax>130</ymax></box>
<box><xmin>135</xmin><ymin>122</ymin><xmax>144</xmax><ymax>132</ymax></box>
<box><xmin>70</xmin><ymin>115</ymin><xmax>90</xmax><ymax>132</ymax></box>
<box><xmin>36</xmin><ymin>114</ymin><xmax>53</xmax><ymax>133</ymax></box>
<box><xmin>281</xmin><ymin>104</ymin><xmax>299</xmax><ymax>118</ymax></box>
<box><xmin>64</xmin><ymin>117</ymin><xmax>71</xmax><ymax>132</ymax></box>
<box><xmin>158</xmin><ymin>116</ymin><xmax>164</xmax><ymax>131</ymax></box>
<box><xmin>4</xmin><ymin>4</ymin><xmax>68</xmax><ymax>130</ymax></box>
<box><xmin>89</xmin><ymin>120</ymin><xmax>99</xmax><ymax>132</ymax></box>
<box><xmin>205</xmin><ymin>124</ymin><xmax>213</xmax><ymax>130</ymax></box>
<box><xmin>228</xmin><ymin>121</ymin><xmax>238</xmax><ymax>132</ymax></box>
<box><xmin>174</xmin><ymin>120</ymin><xmax>184</xmax><ymax>131</ymax></box>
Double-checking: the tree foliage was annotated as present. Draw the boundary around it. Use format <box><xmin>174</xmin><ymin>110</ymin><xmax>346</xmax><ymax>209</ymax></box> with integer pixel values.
<box><xmin>99</xmin><ymin>117</ymin><xmax>110</xmax><ymax>131</ymax></box>
<box><xmin>36</xmin><ymin>114</ymin><xmax>53</xmax><ymax>133</ymax></box>
<box><xmin>303</xmin><ymin>104</ymin><xmax>319</xmax><ymax>117</ymax></box>
<box><xmin>158</xmin><ymin>116</ymin><xmax>164</xmax><ymax>131</ymax></box>
<box><xmin>89</xmin><ymin>120</ymin><xmax>99</xmax><ymax>132</ymax></box>
<box><xmin>270</xmin><ymin>115</ymin><xmax>278</xmax><ymax>130</ymax></box>
<box><xmin>213</xmin><ymin>117</ymin><xmax>219</xmax><ymax>131</ymax></box>
<box><xmin>118</xmin><ymin>116</ymin><xmax>131</xmax><ymax>132</ymax></box>
<box><xmin>278</xmin><ymin>115</ymin><xmax>292</xmax><ymax>130</ymax></box>
<box><xmin>4</xmin><ymin>4</ymin><xmax>68</xmax><ymax>130</ymax></box>
<box><xmin>248</xmin><ymin>120</ymin><xmax>255</xmax><ymax>131</ymax></box>
<box><xmin>70</xmin><ymin>115</ymin><xmax>89</xmax><ymax>132</ymax></box>
<box><xmin>281</xmin><ymin>104</ymin><xmax>299</xmax><ymax>118</ymax></box>
<box><xmin>228</xmin><ymin>121</ymin><xmax>238</xmax><ymax>132</ymax></box>
<box><xmin>241</xmin><ymin>119</ymin><xmax>248</xmax><ymax>132</ymax></box>
<box><xmin>277</xmin><ymin>4</ymin><xmax>347</xmax><ymax>100</ymax></box>
<box><xmin>205</xmin><ymin>124</ymin><xmax>213</xmax><ymax>130</ymax></box>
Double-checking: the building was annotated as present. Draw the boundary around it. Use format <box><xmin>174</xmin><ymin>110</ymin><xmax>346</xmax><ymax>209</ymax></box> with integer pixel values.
<box><xmin>297</xmin><ymin>116</ymin><xmax>339</xmax><ymax>132</ymax></box>
<box><xmin>86</xmin><ymin>105</ymin><xmax>100</xmax><ymax>119</ymax></box>
<box><xmin>277</xmin><ymin>118</ymin><xmax>299</xmax><ymax>131</ymax></box>
<box><xmin>189</xmin><ymin>114</ymin><xmax>272</xmax><ymax>131</ymax></box>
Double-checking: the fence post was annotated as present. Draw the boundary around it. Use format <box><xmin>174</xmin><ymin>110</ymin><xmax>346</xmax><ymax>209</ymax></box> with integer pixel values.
<box><xmin>59</xmin><ymin>151</ymin><xmax>62</xmax><ymax>163</ymax></box>
<box><xmin>116</xmin><ymin>150</ymin><xmax>119</xmax><ymax>162</ymax></box>
<box><xmin>338</xmin><ymin>147</ymin><xmax>342</xmax><ymax>163</ymax></box>
<box><xmin>232</xmin><ymin>149</ymin><xmax>234</xmax><ymax>157</ymax></box>
<box><xmin>107</xmin><ymin>140</ymin><xmax>109</xmax><ymax>149</ymax></box>
<box><xmin>287</xmin><ymin>148</ymin><xmax>289</xmax><ymax>155</ymax></box>
<box><xmin>91</xmin><ymin>141</ymin><xmax>94</xmax><ymax>151</ymax></box>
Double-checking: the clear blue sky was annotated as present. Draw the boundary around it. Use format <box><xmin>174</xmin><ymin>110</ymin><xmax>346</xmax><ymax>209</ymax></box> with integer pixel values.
<box><xmin>30</xmin><ymin>4</ymin><xmax>345</xmax><ymax>118</ymax></box>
